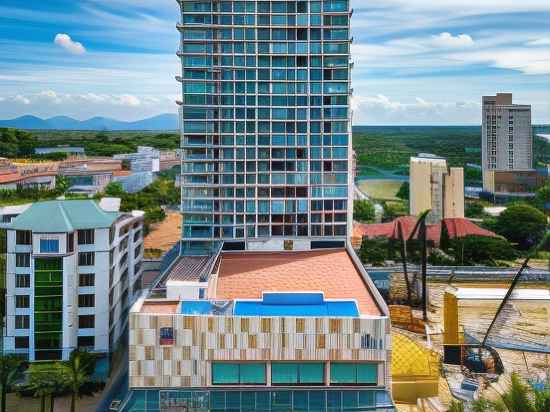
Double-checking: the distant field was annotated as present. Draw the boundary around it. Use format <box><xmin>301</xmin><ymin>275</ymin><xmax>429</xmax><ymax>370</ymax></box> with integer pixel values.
<box><xmin>358</xmin><ymin>179</ymin><xmax>404</xmax><ymax>201</ymax></box>
<box><xmin>352</xmin><ymin>125</ymin><xmax>550</xmax><ymax>174</ymax></box>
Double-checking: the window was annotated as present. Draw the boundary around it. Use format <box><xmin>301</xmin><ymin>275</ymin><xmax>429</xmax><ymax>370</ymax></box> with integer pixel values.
<box><xmin>15</xmin><ymin>336</ymin><xmax>29</xmax><ymax>349</ymax></box>
<box><xmin>67</xmin><ymin>232</ymin><xmax>74</xmax><ymax>253</ymax></box>
<box><xmin>78</xmin><ymin>315</ymin><xmax>95</xmax><ymax>329</ymax></box>
<box><xmin>77</xmin><ymin>336</ymin><xmax>95</xmax><ymax>348</ymax></box>
<box><xmin>16</xmin><ymin>253</ymin><xmax>30</xmax><ymax>268</ymax></box>
<box><xmin>78</xmin><ymin>294</ymin><xmax>95</xmax><ymax>308</ymax></box>
<box><xmin>212</xmin><ymin>363</ymin><xmax>266</xmax><ymax>385</ymax></box>
<box><xmin>40</xmin><ymin>239</ymin><xmax>59</xmax><ymax>254</ymax></box>
<box><xmin>15</xmin><ymin>315</ymin><xmax>29</xmax><ymax>329</ymax></box>
<box><xmin>272</xmin><ymin>363</ymin><xmax>324</xmax><ymax>385</ymax></box>
<box><xmin>15</xmin><ymin>274</ymin><xmax>30</xmax><ymax>288</ymax></box>
<box><xmin>159</xmin><ymin>327</ymin><xmax>175</xmax><ymax>345</ymax></box>
<box><xmin>78</xmin><ymin>229</ymin><xmax>95</xmax><ymax>245</ymax></box>
<box><xmin>15</xmin><ymin>295</ymin><xmax>30</xmax><ymax>308</ymax></box>
<box><xmin>330</xmin><ymin>363</ymin><xmax>378</xmax><ymax>386</ymax></box>
<box><xmin>16</xmin><ymin>230</ymin><xmax>31</xmax><ymax>245</ymax></box>
<box><xmin>78</xmin><ymin>252</ymin><xmax>95</xmax><ymax>266</ymax></box>
<box><xmin>79</xmin><ymin>273</ymin><xmax>95</xmax><ymax>287</ymax></box>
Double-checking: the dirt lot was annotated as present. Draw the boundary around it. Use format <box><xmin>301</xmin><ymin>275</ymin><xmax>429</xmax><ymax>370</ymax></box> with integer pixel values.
<box><xmin>143</xmin><ymin>211</ymin><xmax>181</xmax><ymax>256</ymax></box>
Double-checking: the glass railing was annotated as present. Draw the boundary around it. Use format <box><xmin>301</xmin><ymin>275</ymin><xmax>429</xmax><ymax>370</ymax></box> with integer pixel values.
<box><xmin>120</xmin><ymin>389</ymin><xmax>395</xmax><ymax>412</ymax></box>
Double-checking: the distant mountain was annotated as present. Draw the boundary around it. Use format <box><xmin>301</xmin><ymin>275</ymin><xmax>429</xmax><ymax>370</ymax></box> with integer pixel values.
<box><xmin>0</xmin><ymin>114</ymin><xmax>179</xmax><ymax>131</ymax></box>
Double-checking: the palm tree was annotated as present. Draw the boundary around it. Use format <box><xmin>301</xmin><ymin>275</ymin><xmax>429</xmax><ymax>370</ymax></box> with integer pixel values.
<box><xmin>26</xmin><ymin>364</ymin><xmax>68</xmax><ymax>412</ymax></box>
<box><xmin>448</xmin><ymin>373</ymin><xmax>550</xmax><ymax>412</ymax></box>
<box><xmin>0</xmin><ymin>354</ymin><xmax>24</xmax><ymax>412</ymax></box>
<box><xmin>64</xmin><ymin>350</ymin><xmax>94</xmax><ymax>412</ymax></box>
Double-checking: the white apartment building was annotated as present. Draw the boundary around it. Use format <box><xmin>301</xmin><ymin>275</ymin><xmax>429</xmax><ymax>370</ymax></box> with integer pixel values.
<box><xmin>410</xmin><ymin>154</ymin><xmax>464</xmax><ymax>224</ymax></box>
<box><xmin>482</xmin><ymin>93</ymin><xmax>533</xmax><ymax>191</ymax></box>
<box><xmin>0</xmin><ymin>198</ymin><xmax>144</xmax><ymax>361</ymax></box>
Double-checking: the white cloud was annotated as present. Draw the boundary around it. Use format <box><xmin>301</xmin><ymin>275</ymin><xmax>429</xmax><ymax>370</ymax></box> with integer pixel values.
<box><xmin>13</xmin><ymin>95</ymin><xmax>30</xmax><ymax>105</ymax></box>
<box><xmin>431</xmin><ymin>32</ymin><xmax>474</xmax><ymax>48</ymax></box>
<box><xmin>38</xmin><ymin>90</ymin><xmax>62</xmax><ymax>104</ymax></box>
<box><xmin>352</xmin><ymin>94</ymin><xmax>482</xmax><ymax>125</ymax></box>
<box><xmin>117</xmin><ymin>94</ymin><xmax>141</xmax><ymax>107</ymax></box>
<box><xmin>527</xmin><ymin>38</ymin><xmax>550</xmax><ymax>46</ymax></box>
<box><xmin>54</xmin><ymin>33</ymin><xmax>86</xmax><ymax>55</ymax></box>
<box><xmin>449</xmin><ymin>49</ymin><xmax>550</xmax><ymax>75</ymax></box>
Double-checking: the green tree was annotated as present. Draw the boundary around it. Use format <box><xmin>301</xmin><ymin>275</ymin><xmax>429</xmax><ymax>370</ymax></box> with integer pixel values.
<box><xmin>448</xmin><ymin>372</ymin><xmax>550</xmax><ymax>412</ymax></box>
<box><xmin>64</xmin><ymin>350</ymin><xmax>94</xmax><ymax>412</ymax></box>
<box><xmin>494</xmin><ymin>203</ymin><xmax>547</xmax><ymax>250</ymax></box>
<box><xmin>396</xmin><ymin>182</ymin><xmax>409</xmax><ymax>201</ymax></box>
<box><xmin>534</xmin><ymin>182</ymin><xmax>550</xmax><ymax>212</ymax></box>
<box><xmin>26</xmin><ymin>364</ymin><xmax>69</xmax><ymax>412</ymax></box>
<box><xmin>353</xmin><ymin>199</ymin><xmax>376</xmax><ymax>223</ymax></box>
<box><xmin>446</xmin><ymin>400</ymin><xmax>465</xmax><ymax>412</ymax></box>
<box><xmin>449</xmin><ymin>235</ymin><xmax>517</xmax><ymax>266</ymax></box>
<box><xmin>55</xmin><ymin>176</ymin><xmax>70</xmax><ymax>194</ymax></box>
<box><xmin>465</xmin><ymin>201</ymin><xmax>485</xmax><ymax>218</ymax></box>
<box><xmin>359</xmin><ymin>238</ymin><xmax>390</xmax><ymax>266</ymax></box>
<box><xmin>0</xmin><ymin>354</ymin><xmax>24</xmax><ymax>412</ymax></box>
<box><xmin>104</xmin><ymin>181</ymin><xmax>126</xmax><ymax>197</ymax></box>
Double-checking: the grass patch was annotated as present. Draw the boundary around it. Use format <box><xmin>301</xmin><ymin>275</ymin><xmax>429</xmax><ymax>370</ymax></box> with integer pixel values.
<box><xmin>357</xmin><ymin>179</ymin><xmax>404</xmax><ymax>201</ymax></box>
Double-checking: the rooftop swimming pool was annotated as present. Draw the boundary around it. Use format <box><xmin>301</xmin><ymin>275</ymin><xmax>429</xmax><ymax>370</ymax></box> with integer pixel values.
<box><xmin>179</xmin><ymin>293</ymin><xmax>359</xmax><ymax>317</ymax></box>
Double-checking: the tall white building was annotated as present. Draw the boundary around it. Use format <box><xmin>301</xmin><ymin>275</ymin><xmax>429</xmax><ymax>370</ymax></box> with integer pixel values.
<box><xmin>482</xmin><ymin>93</ymin><xmax>533</xmax><ymax>191</ymax></box>
<box><xmin>0</xmin><ymin>199</ymin><xmax>144</xmax><ymax>361</ymax></box>
<box><xmin>410</xmin><ymin>154</ymin><xmax>464</xmax><ymax>224</ymax></box>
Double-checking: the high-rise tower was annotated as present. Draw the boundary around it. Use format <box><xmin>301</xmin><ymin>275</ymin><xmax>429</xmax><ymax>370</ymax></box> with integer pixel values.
<box><xmin>482</xmin><ymin>93</ymin><xmax>533</xmax><ymax>193</ymax></box>
<box><xmin>177</xmin><ymin>0</ymin><xmax>353</xmax><ymax>253</ymax></box>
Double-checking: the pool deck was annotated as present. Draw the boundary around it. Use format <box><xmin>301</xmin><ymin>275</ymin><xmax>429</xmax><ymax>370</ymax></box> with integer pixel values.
<box><xmin>215</xmin><ymin>249</ymin><xmax>382</xmax><ymax>316</ymax></box>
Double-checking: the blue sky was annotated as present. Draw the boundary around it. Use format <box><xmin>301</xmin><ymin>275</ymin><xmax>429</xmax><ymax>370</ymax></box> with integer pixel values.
<box><xmin>0</xmin><ymin>0</ymin><xmax>549</xmax><ymax>125</ymax></box>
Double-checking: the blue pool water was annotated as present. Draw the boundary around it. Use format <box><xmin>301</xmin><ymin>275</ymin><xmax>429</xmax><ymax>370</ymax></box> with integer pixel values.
<box><xmin>180</xmin><ymin>301</ymin><xmax>220</xmax><ymax>315</ymax></box>
<box><xmin>234</xmin><ymin>292</ymin><xmax>359</xmax><ymax>317</ymax></box>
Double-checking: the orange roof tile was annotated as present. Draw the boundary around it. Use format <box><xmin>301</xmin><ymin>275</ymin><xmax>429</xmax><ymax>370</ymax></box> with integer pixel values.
<box><xmin>141</xmin><ymin>301</ymin><xmax>179</xmax><ymax>314</ymax></box>
<box><xmin>216</xmin><ymin>249</ymin><xmax>381</xmax><ymax>316</ymax></box>
<box><xmin>353</xmin><ymin>216</ymin><xmax>498</xmax><ymax>247</ymax></box>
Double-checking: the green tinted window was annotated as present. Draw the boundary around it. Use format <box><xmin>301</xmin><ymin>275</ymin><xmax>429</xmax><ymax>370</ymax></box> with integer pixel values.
<box><xmin>212</xmin><ymin>363</ymin><xmax>266</xmax><ymax>385</ymax></box>
<box><xmin>357</xmin><ymin>364</ymin><xmax>378</xmax><ymax>384</ymax></box>
<box><xmin>272</xmin><ymin>363</ymin><xmax>298</xmax><ymax>384</ymax></box>
<box><xmin>300</xmin><ymin>363</ymin><xmax>324</xmax><ymax>384</ymax></box>
<box><xmin>272</xmin><ymin>363</ymin><xmax>324</xmax><ymax>385</ymax></box>
<box><xmin>330</xmin><ymin>363</ymin><xmax>378</xmax><ymax>385</ymax></box>
<box><xmin>212</xmin><ymin>363</ymin><xmax>239</xmax><ymax>384</ymax></box>
<box><xmin>239</xmin><ymin>364</ymin><xmax>266</xmax><ymax>384</ymax></box>
<box><xmin>330</xmin><ymin>363</ymin><xmax>356</xmax><ymax>384</ymax></box>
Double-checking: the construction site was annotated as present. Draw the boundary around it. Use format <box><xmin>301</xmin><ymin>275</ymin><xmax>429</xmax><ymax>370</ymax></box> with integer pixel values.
<box><xmin>386</xmin><ymin>268</ymin><xmax>550</xmax><ymax>412</ymax></box>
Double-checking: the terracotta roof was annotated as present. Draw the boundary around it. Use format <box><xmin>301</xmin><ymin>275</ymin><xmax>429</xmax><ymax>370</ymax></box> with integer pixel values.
<box><xmin>442</xmin><ymin>218</ymin><xmax>497</xmax><ymax>239</ymax></box>
<box><xmin>140</xmin><ymin>301</ymin><xmax>179</xmax><ymax>314</ymax></box>
<box><xmin>0</xmin><ymin>172</ymin><xmax>23</xmax><ymax>184</ymax></box>
<box><xmin>354</xmin><ymin>216</ymin><xmax>424</xmax><ymax>241</ymax></box>
<box><xmin>216</xmin><ymin>249</ymin><xmax>381</xmax><ymax>316</ymax></box>
<box><xmin>353</xmin><ymin>217</ymin><xmax>498</xmax><ymax>246</ymax></box>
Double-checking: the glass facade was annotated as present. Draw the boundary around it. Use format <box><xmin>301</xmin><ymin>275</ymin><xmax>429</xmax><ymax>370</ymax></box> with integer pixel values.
<box><xmin>34</xmin><ymin>258</ymin><xmax>63</xmax><ymax>360</ymax></box>
<box><xmin>122</xmin><ymin>389</ymin><xmax>395</xmax><ymax>412</ymax></box>
<box><xmin>178</xmin><ymin>0</ymin><xmax>352</xmax><ymax>251</ymax></box>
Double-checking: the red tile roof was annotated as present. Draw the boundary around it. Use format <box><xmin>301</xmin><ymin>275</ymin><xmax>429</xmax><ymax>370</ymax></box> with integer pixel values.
<box><xmin>353</xmin><ymin>217</ymin><xmax>497</xmax><ymax>246</ymax></box>
<box><xmin>442</xmin><ymin>218</ymin><xmax>497</xmax><ymax>239</ymax></box>
<box><xmin>215</xmin><ymin>249</ymin><xmax>381</xmax><ymax>316</ymax></box>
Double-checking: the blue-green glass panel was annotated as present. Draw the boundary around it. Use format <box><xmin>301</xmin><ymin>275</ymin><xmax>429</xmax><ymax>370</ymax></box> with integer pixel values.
<box><xmin>272</xmin><ymin>363</ymin><xmax>298</xmax><ymax>384</ymax></box>
<box><xmin>357</xmin><ymin>364</ymin><xmax>378</xmax><ymax>384</ymax></box>
<box><xmin>212</xmin><ymin>363</ymin><xmax>239</xmax><ymax>385</ymax></box>
<box><xmin>300</xmin><ymin>363</ymin><xmax>325</xmax><ymax>384</ymax></box>
<box><xmin>240</xmin><ymin>363</ymin><xmax>266</xmax><ymax>384</ymax></box>
<box><xmin>330</xmin><ymin>364</ymin><xmax>356</xmax><ymax>384</ymax></box>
